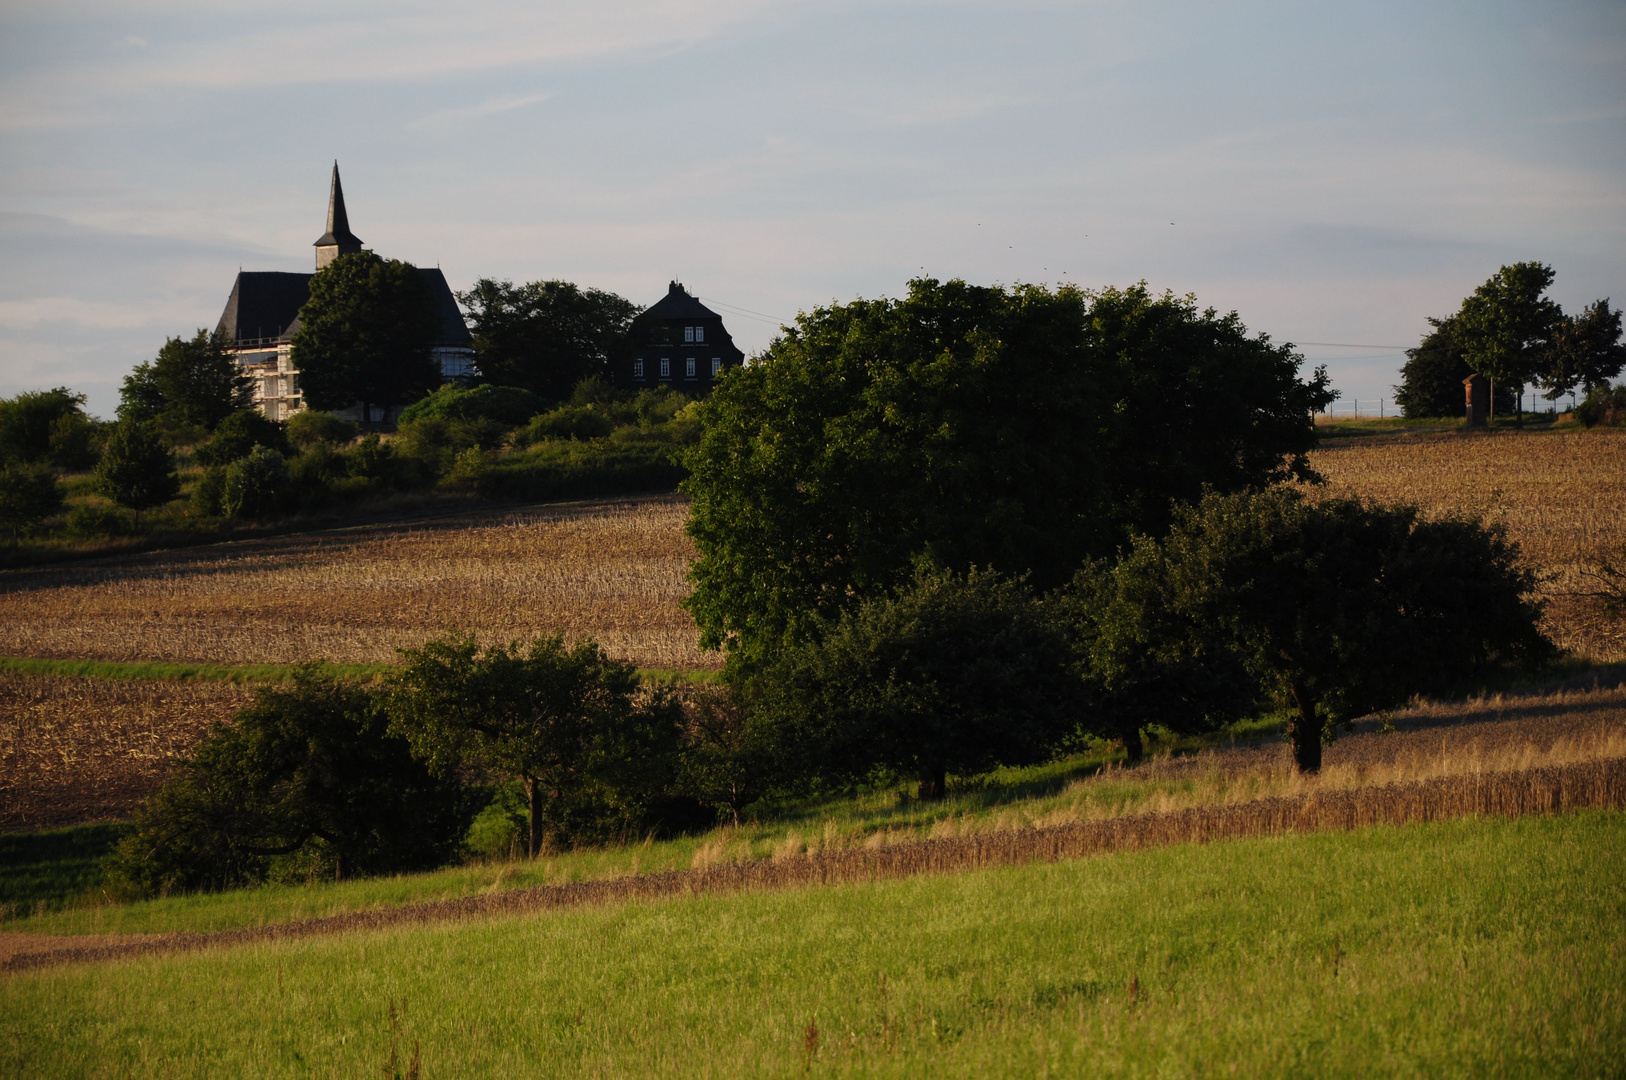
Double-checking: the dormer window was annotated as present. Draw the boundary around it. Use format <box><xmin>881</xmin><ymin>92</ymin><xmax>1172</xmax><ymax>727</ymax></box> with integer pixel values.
<box><xmin>684</xmin><ymin>326</ymin><xmax>695</xmax><ymax>343</ymax></box>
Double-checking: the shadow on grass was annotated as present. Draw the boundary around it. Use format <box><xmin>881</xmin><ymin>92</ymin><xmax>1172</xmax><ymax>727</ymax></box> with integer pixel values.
<box><xmin>0</xmin><ymin>824</ymin><xmax>125</xmax><ymax>919</ymax></box>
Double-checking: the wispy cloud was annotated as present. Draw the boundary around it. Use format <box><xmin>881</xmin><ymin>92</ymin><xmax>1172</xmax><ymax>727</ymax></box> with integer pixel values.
<box><xmin>410</xmin><ymin>91</ymin><xmax>553</xmax><ymax>130</ymax></box>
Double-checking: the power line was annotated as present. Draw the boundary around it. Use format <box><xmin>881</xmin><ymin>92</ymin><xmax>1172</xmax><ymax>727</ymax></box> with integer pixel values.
<box><xmin>697</xmin><ymin>297</ymin><xmax>789</xmax><ymax>326</ymax></box>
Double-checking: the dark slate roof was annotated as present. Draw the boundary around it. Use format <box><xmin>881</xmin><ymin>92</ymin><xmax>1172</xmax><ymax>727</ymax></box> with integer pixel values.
<box><xmin>216</xmin><ymin>268</ymin><xmax>471</xmax><ymax>348</ymax></box>
<box><xmin>313</xmin><ymin>162</ymin><xmax>363</xmax><ymax>251</ymax></box>
<box><xmin>640</xmin><ymin>281</ymin><xmax>723</xmax><ymax>321</ymax></box>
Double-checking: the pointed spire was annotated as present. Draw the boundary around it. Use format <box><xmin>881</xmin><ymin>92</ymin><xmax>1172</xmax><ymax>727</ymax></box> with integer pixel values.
<box><xmin>314</xmin><ymin>161</ymin><xmax>363</xmax><ymax>269</ymax></box>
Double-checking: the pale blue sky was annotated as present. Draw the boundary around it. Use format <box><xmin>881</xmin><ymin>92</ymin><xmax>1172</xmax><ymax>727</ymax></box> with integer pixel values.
<box><xmin>3</xmin><ymin>0</ymin><xmax>1622</xmax><ymax>417</ymax></box>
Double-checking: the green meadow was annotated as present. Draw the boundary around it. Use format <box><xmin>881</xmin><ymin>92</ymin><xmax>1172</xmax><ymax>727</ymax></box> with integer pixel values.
<box><xmin>4</xmin><ymin>810</ymin><xmax>1622</xmax><ymax>1078</ymax></box>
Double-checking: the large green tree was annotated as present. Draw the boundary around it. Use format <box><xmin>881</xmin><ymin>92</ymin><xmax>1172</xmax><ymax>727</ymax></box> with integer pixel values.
<box><xmin>457</xmin><ymin>279</ymin><xmax>639</xmax><ymax>402</ymax></box>
<box><xmin>1455</xmin><ymin>263</ymin><xmax>1563</xmax><ymax>424</ymax></box>
<box><xmin>0</xmin><ymin>387</ymin><xmax>99</xmax><ymax>470</ymax></box>
<box><xmin>292</xmin><ymin>252</ymin><xmax>441</xmax><ymax>424</ymax></box>
<box><xmin>1393</xmin><ymin>316</ymin><xmax>1512</xmax><ymax>418</ymax></box>
<box><xmin>682</xmin><ymin>278</ymin><xmax>1335</xmax><ymax>665</ymax></box>
<box><xmin>388</xmin><ymin>634</ymin><xmax>681</xmax><ymax>856</ymax></box>
<box><xmin>1544</xmin><ymin>299</ymin><xmax>1625</xmax><ymax>401</ymax></box>
<box><xmin>1154</xmin><ymin>489</ymin><xmax>1552</xmax><ymax>773</ymax></box>
<box><xmin>119</xmin><ymin>329</ymin><xmax>252</xmax><ymax>436</ymax></box>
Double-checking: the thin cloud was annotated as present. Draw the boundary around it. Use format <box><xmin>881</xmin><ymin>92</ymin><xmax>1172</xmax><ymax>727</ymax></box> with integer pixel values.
<box><xmin>410</xmin><ymin>91</ymin><xmax>553</xmax><ymax>130</ymax></box>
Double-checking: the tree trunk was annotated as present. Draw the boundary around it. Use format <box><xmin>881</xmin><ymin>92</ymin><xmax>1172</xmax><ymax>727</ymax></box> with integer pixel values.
<box><xmin>1289</xmin><ymin>681</ymin><xmax>1323</xmax><ymax>773</ymax></box>
<box><xmin>917</xmin><ymin>764</ymin><xmax>947</xmax><ymax>801</ymax></box>
<box><xmin>525</xmin><ymin>774</ymin><xmax>541</xmax><ymax>858</ymax></box>
<box><xmin>1121</xmin><ymin>724</ymin><xmax>1145</xmax><ymax>765</ymax></box>
<box><xmin>1514</xmin><ymin>382</ymin><xmax>1523</xmax><ymax>428</ymax></box>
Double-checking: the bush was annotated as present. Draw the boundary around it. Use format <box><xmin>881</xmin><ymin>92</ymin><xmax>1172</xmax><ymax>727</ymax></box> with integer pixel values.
<box><xmin>0</xmin><ymin>464</ymin><xmax>63</xmax><ymax>541</ymax></box>
<box><xmin>194</xmin><ymin>410</ymin><xmax>290</xmax><ymax>467</ymax></box>
<box><xmin>286</xmin><ymin>410</ymin><xmax>359</xmax><ymax>450</ymax></box>
<box><xmin>111</xmin><ymin>674</ymin><xmax>477</xmax><ymax>895</ymax></box>
<box><xmin>0</xmin><ymin>387</ymin><xmax>99</xmax><ymax>470</ymax></box>
<box><xmin>221</xmin><ymin>446</ymin><xmax>291</xmax><ymax>520</ymax></box>
<box><xmin>755</xmin><ymin>566</ymin><xmax>1084</xmax><ymax>799</ymax></box>
<box><xmin>398</xmin><ymin>383</ymin><xmax>547</xmax><ymax>427</ymax></box>
<box><xmin>94</xmin><ymin>420</ymin><xmax>180</xmax><ymax>515</ymax></box>
<box><xmin>191</xmin><ymin>466</ymin><xmax>228</xmax><ymax>517</ymax></box>
<box><xmin>65</xmin><ymin>501</ymin><xmax>134</xmax><ymax>537</ymax></box>
<box><xmin>1575</xmin><ymin>383</ymin><xmax>1625</xmax><ymax>428</ymax></box>
<box><xmin>344</xmin><ymin>434</ymin><xmax>438</xmax><ymax>490</ymax></box>
<box><xmin>518</xmin><ymin>404</ymin><xmax>614</xmax><ymax>444</ymax></box>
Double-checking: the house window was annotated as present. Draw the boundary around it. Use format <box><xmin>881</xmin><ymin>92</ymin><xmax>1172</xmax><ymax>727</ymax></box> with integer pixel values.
<box><xmin>686</xmin><ymin>358</ymin><xmax>696</xmax><ymax>378</ymax></box>
<box><xmin>711</xmin><ymin>358</ymin><xmax>721</xmax><ymax>377</ymax></box>
<box><xmin>633</xmin><ymin>359</ymin><xmax>644</xmax><ymax>378</ymax></box>
<box><xmin>660</xmin><ymin>358</ymin><xmax>670</xmax><ymax>378</ymax></box>
<box><xmin>684</xmin><ymin>326</ymin><xmax>695</xmax><ymax>343</ymax></box>
<box><xmin>694</xmin><ymin>325</ymin><xmax>705</xmax><ymax>343</ymax></box>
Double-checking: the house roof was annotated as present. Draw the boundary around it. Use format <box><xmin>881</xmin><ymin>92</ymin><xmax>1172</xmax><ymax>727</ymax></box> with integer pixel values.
<box><xmin>313</xmin><ymin>162</ymin><xmax>363</xmax><ymax>252</ymax></box>
<box><xmin>640</xmin><ymin>281</ymin><xmax>723</xmax><ymax>322</ymax></box>
<box><xmin>216</xmin><ymin>268</ymin><xmax>471</xmax><ymax>348</ymax></box>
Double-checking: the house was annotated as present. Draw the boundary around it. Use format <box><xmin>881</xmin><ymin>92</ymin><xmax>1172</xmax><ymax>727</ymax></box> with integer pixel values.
<box><xmin>624</xmin><ymin>281</ymin><xmax>746</xmax><ymax>394</ymax></box>
<box><xmin>214</xmin><ymin>164</ymin><xmax>474</xmax><ymax>421</ymax></box>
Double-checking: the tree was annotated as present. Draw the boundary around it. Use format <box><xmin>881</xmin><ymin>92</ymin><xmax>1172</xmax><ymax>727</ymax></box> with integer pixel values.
<box><xmin>0</xmin><ymin>387</ymin><xmax>99</xmax><ymax>470</ymax></box>
<box><xmin>1455</xmin><ymin>263</ymin><xmax>1563</xmax><ymax>425</ymax></box>
<box><xmin>193</xmin><ymin>409</ymin><xmax>290</xmax><ymax>467</ymax></box>
<box><xmin>118</xmin><ymin>329</ymin><xmax>253</xmax><ymax>436</ymax></box>
<box><xmin>94</xmin><ymin>420</ymin><xmax>180</xmax><ymax>517</ymax></box>
<box><xmin>112</xmin><ymin>674</ymin><xmax>476</xmax><ymax>895</ymax></box>
<box><xmin>673</xmin><ymin>684</ymin><xmax>775</xmax><ymax>826</ymax></box>
<box><xmin>1544</xmin><ymin>299</ymin><xmax>1625</xmax><ymax>401</ymax></box>
<box><xmin>756</xmin><ymin>566</ymin><xmax>1083</xmax><ymax>799</ymax></box>
<box><xmin>292</xmin><ymin>251</ymin><xmax>441</xmax><ymax>425</ymax></box>
<box><xmin>1393</xmin><ymin>316</ymin><xmax>1512</xmax><ymax>418</ymax></box>
<box><xmin>1154</xmin><ymin>489</ymin><xmax>1552</xmax><ymax>773</ymax></box>
<box><xmin>221</xmin><ymin>446</ymin><xmax>292</xmax><ymax>520</ymax></box>
<box><xmin>388</xmin><ymin>634</ymin><xmax>682</xmax><ymax>856</ymax></box>
<box><xmin>458</xmin><ymin>279</ymin><xmax>639</xmax><ymax>402</ymax></box>
<box><xmin>0</xmin><ymin>464</ymin><xmax>63</xmax><ymax>542</ymax></box>
<box><xmin>682</xmin><ymin>278</ymin><xmax>1335</xmax><ymax>666</ymax></box>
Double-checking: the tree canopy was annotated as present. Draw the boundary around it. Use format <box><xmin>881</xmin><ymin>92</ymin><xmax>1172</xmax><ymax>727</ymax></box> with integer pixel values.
<box><xmin>94</xmin><ymin>419</ymin><xmax>179</xmax><ymax>514</ymax></box>
<box><xmin>1546</xmin><ymin>299</ymin><xmax>1625</xmax><ymax>400</ymax></box>
<box><xmin>457</xmin><ymin>279</ymin><xmax>639</xmax><ymax>402</ymax></box>
<box><xmin>0</xmin><ymin>387</ymin><xmax>99</xmax><ymax>470</ymax></box>
<box><xmin>681</xmin><ymin>278</ymin><xmax>1335</xmax><ymax>665</ymax></box>
<box><xmin>292</xmin><ymin>252</ymin><xmax>441</xmax><ymax>422</ymax></box>
<box><xmin>1151</xmin><ymin>489</ymin><xmax>1552</xmax><ymax>772</ymax></box>
<box><xmin>118</xmin><ymin>329</ymin><xmax>252</xmax><ymax>436</ymax></box>
<box><xmin>1393</xmin><ymin>316</ymin><xmax>1512</xmax><ymax>418</ymax></box>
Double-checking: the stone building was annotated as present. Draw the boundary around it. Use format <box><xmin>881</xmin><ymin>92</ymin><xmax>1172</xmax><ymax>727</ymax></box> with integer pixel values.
<box><xmin>624</xmin><ymin>281</ymin><xmax>746</xmax><ymax>394</ymax></box>
<box><xmin>214</xmin><ymin>164</ymin><xmax>473</xmax><ymax>421</ymax></box>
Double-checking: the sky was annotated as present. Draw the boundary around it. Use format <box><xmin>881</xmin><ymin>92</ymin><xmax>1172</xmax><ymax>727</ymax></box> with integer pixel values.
<box><xmin>2</xmin><ymin>0</ymin><xmax>1623</xmax><ymax>419</ymax></box>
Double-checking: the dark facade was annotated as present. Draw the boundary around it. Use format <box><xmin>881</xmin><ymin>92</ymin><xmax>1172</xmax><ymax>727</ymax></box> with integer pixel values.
<box><xmin>625</xmin><ymin>281</ymin><xmax>746</xmax><ymax>394</ymax></box>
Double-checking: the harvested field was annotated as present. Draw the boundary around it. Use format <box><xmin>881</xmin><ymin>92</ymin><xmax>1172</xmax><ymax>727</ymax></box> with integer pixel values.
<box><xmin>1306</xmin><ymin>428</ymin><xmax>1626</xmax><ymax>660</ymax></box>
<box><xmin>0</xmin><ymin>494</ymin><xmax>707</xmax><ymax>671</ymax></box>
<box><xmin>0</xmin><ymin>674</ymin><xmax>256</xmax><ymax>831</ymax></box>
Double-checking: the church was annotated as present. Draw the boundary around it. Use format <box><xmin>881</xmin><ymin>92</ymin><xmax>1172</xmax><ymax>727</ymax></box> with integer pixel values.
<box><xmin>214</xmin><ymin>165</ymin><xmax>474</xmax><ymax>422</ymax></box>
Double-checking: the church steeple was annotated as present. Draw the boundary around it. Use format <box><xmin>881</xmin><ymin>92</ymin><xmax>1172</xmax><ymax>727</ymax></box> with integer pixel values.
<box><xmin>313</xmin><ymin>162</ymin><xmax>363</xmax><ymax>270</ymax></box>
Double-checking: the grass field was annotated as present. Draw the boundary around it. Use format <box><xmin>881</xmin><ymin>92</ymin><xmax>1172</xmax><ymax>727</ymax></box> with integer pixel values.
<box><xmin>2</xmin><ymin>810</ymin><xmax>1622</xmax><ymax>1078</ymax></box>
<box><xmin>6</xmin><ymin>676</ymin><xmax>1620</xmax><ymax>937</ymax></box>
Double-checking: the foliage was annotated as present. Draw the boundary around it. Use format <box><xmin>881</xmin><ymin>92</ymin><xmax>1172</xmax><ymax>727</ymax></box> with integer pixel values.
<box><xmin>398</xmin><ymin>383</ymin><xmax>547</xmax><ymax>427</ymax></box>
<box><xmin>458</xmin><ymin>279</ymin><xmax>639</xmax><ymax>402</ymax></box>
<box><xmin>1393</xmin><ymin>316</ymin><xmax>1513</xmax><ymax>418</ymax></box>
<box><xmin>94</xmin><ymin>419</ymin><xmax>180</xmax><ymax>513</ymax></box>
<box><xmin>1574</xmin><ymin>382</ymin><xmax>1626</xmax><ymax>428</ymax></box>
<box><xmin>117</xmin><ymin>329</ymin><xmax>253</xmax><ymax>438</ymax></box>
<box><xmin>1454</xmin><ymin>263</ymin><xmax>1563</xmax><ymax>421</ymax></box>
<box><xmin>194</xmin><ymin>409</ymin><xmax>291</xmax><ymax>467</ymax></box>
<box><xmin>521</xmin><ymin>404</ymin><xmax>615</xmax><ymax>442</ymax></box>
<box><xmin>755</xmin><ymin>566</ymin><xmax>1083</xmax><ymax>799</ymax></box>
<box><xmin>1060</xmin><ymin>554</ymin><xmax>1255</xmax><ymax>762</ymax></box>
<box><xmin>286</xmin><ymin>410</ymin><xmax>360</xmax><ymax>449</ymax></box>
<box><xmin>1545</xmin><ymin>299</ymin><xmax>1625</xmax><ymax>399</ymax></box>
<box><xmin>221</xmin><ymin>446</ymin><xmax>293</xmax><ymax>520</ymax></box>
<box><xmin>673</xmin><ymin>683</ymin><xmax>776</xmax><ymax>825</ymax></box>
<box><xmin>0</xmin><ymin>462</ymin><xmax>64</xmax><ymax>541</ymax></box>
<box><xmin>682</xmin><ymin>278</ymin><xmax>1335</xmax><ymax>664</ymax></box>
<box><xmin>389</xmin><ymin>635</ymin><xmax>684</xmax><ymax>855</ymax></box>
<box><xmin>0</xmin><ymin>387</ymin><xmax>99</xmax><ymax>470</ymax></box>
<box><xmin>292</xmin><ymin>252</ymin><xmax>441</xmax><ymax>421</ymax></box>
<box><xmin>111</xmin><ymin>674</ymin><xmax>475</xmax><ymax>895</ymax></box>
<box><xmin>1149</xmin><ymin>488</ymin><xmax>1554</xmax><ymax>771</ymax></box>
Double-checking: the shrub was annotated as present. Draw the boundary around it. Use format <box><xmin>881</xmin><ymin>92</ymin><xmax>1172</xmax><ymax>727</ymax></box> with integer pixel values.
<box><xmin>517</xmin><ymin>404</ymin><xmax>614</xmax><ymax>444</ymax></box>
<box><xmin>94</xmin><ymin>420</ymin><xmax>180</xmax><ymax>515</ymax></box>
<box><xmin>756</xmin><ymin>566</ymin><xmax>1084</xmax><ymax>799</ymax></box>
<box><xmin>398</xmin><ymin>383</ymin><xmax>547</xmax><ymax>427</ymax></box>
<box><xmin>111</xmin><ymin>674</ymin><xmax>476</xmax><ymax>895</ymax></box>
<box><xmin>286</xmin><ymin>410</ymin><xmax>360</xmax><ymax>450</ymax></box>
<box><xmin>194</xmin><ymin>410</ymin><xmax>290</xmax><ymax>467</ymax></box>
<box><xmin>1575</xmin><ymin>383</ymin><xmax>1625</xmax><ymax>428</ymax></box>
<box><xmin>65</xmin><ymin>501</ymin><xmax>134</xmax><ymax>537</ymax></box>
<box><xmin>191</xmin><ymin>466</ymin><xmax>228</xmax><ymax>517</ymax></box>
<box><xmin>0</xmin><ymin>463</ymin><xmax>63</xmax><ymax>541</ymax></box>
<box><xmin>221</xmin><ymin>446</ymin><xmax>291</xmax><ymax>520</ymax></box>
<box><xmin>0</xmin><ymin>387</ymin><xmax>99</xmax><ymax>470</ymax></box>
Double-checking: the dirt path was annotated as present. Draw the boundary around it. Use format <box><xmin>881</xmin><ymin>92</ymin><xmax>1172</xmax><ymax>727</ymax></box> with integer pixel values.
<box><xmin>5</xmin><ymin>756</ymin><xmax>1622</xmax><ymax>974</ymax></box>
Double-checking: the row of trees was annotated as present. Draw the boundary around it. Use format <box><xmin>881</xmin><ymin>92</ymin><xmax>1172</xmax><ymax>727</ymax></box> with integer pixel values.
<box><xmin>1395</xmin><ymin>263</ymin><xmax>1624</xmax><ymax>420</ymax></box>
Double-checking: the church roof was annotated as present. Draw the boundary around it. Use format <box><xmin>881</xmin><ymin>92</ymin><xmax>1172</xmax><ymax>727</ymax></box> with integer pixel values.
<box><xmin>640</xmin><ymin>281</ymin><xmax>722</xmax><ymax>321</ymax></box>
<box><xmin>216</xmin><ymin>268</ymin><xmax>471</xmax><ymax>348</ymax></box>
<box><xmin>313</xmin><ymin>162</ymin><xmax>363</xmax><ymax>251</ymax></box>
